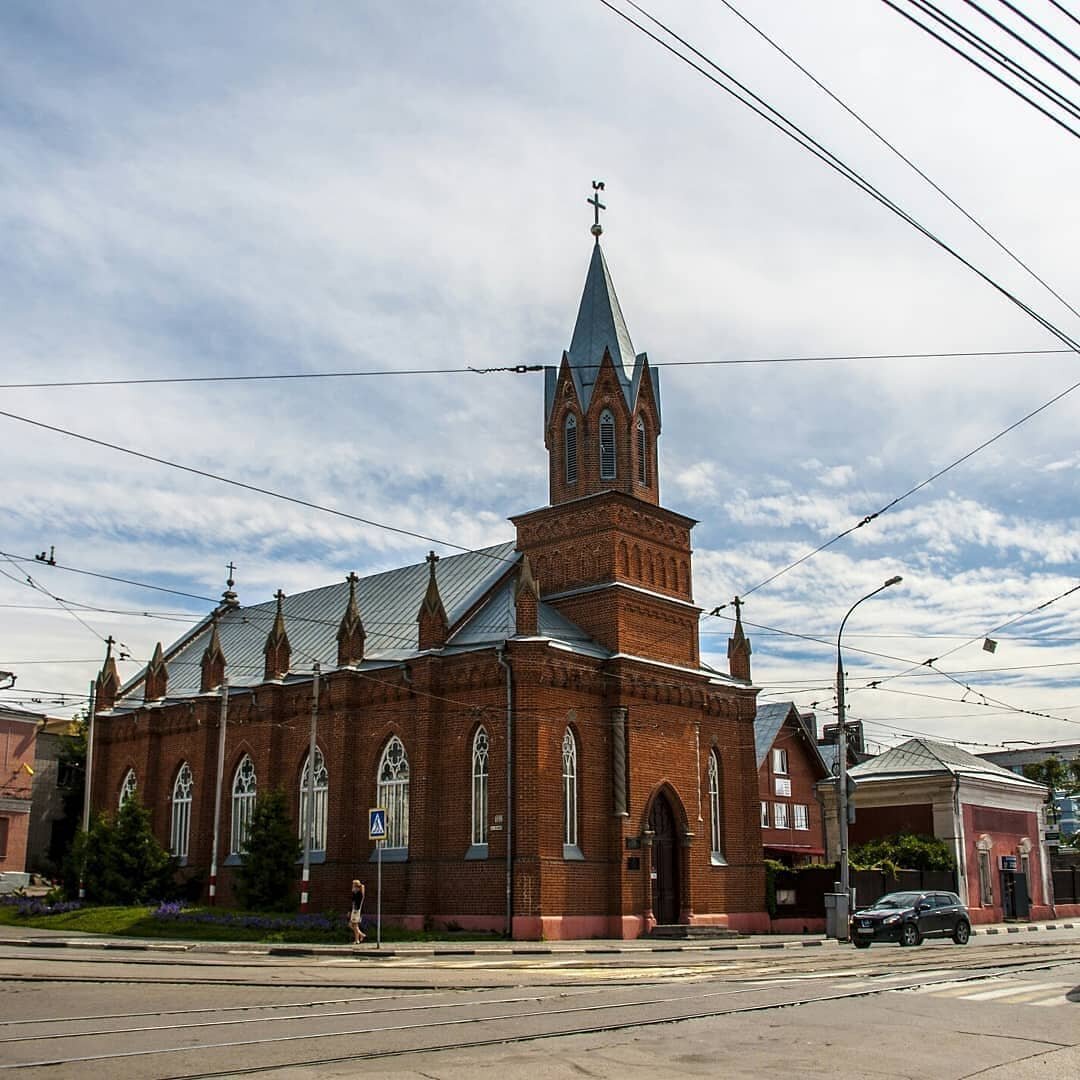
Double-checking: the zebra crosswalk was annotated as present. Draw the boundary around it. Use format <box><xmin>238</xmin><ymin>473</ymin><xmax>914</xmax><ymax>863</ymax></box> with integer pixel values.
<box><xmin>905</xmin><ymin>979</ymin><xmax>1074</xmax><ymax>1009</ymax></box>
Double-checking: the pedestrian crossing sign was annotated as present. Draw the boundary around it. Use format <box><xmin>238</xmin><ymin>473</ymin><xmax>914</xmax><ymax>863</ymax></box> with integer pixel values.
<box><xmin>368</xmin><ymin>808</ymin><xmax>387</xmax><ymax>840</ymax></box>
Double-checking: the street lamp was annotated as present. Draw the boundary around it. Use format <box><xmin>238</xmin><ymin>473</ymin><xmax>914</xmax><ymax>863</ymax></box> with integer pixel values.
<box><xmin>836</xmin><ymin>575</ymin><xmax>903</xmax><ymax>938</ymax></box>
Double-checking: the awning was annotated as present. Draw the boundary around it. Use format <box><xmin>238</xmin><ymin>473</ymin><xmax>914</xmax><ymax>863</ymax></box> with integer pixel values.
<box><xmin>764</xmin><ymin>844</ymin><xmax>825</xmax><ymax>856</ymax></box>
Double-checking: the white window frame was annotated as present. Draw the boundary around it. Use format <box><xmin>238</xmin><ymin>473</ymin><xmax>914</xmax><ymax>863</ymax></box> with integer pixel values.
<box><xmin>565</xmin><ymin>414</ymin><xmax>578</xmax><ymax>486</ymax></box>
<box><xmin>471</xmin><ymin>727</ymin><xmax>489</xmax><ymax>847</ymax></box>
<box><xmin>119</xmin><ymin>767</ymin><xmax>137</xmax><ymax>809</ymax></box>
<box><xmin>793</xmin><ymin>803</ymin><xmax>809</xmax><ymax>831</ymax></box>
<box><xmin>230</xmin><ymin>754</ymin><xmax>257</xmax><ymax>855</ymax></box>
<box><xmin>773</xmin><ymin>802</ymin><xmax>790</xmax><ymax>829</ymax></box>
<box><xmin>772</xmin><ymin>748</ymin><xmax>788</xmax><ymax>775</ymax></box>
<box><xmin>708</xmin><ymin>751</ymin><xmax>725</xmax><ymax>864</ymax></box>
<box><xmin>978</xmin><ymin>849</ymin><xmax>993</xmax><ymax>905</ymax></box>
<box><xmin>562</xmin><ymin>728</ymin><xmax>579</xmax><ymax>851</ymax></box>
<box><xmin>170</xmin><ymin>762</ymin><xmax>193</xmax><ymax>859</ymax></box>
<box><xmin>377</xmin><ymin>736</ymin><xmax>410</xmax><ymax>851</ymax></box>
<box><xmin>761</xmin><ymin>800</ymin><xmax>769</xmax><ymax>828</ymax></box>
<box><xmin>599</xmin><ymin>409</ymin><xmax>616</xmax><ymax>480</ymax></box>
<box><xmin>298</xmin><ymin>746</ymin><xmax>329</xmax><ymax>853</ymax></box>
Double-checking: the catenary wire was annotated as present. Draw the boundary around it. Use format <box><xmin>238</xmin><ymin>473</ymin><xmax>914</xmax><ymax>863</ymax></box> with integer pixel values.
<box><xmin>716</xmin><ymin>0</ymin><xmax>1080</xmax><ymax>322</ymax></box>
<box><xmin>965</xmin><ymin>0</ymin><xmax>1080</xmax><ymax>88</ymax></box>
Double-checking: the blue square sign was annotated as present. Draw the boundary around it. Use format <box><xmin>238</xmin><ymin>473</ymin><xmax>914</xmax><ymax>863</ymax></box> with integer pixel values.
<box><xmin>368</xmin><ymin>808</ymin><xmax>387</xmax><ymax>840</ymax></box>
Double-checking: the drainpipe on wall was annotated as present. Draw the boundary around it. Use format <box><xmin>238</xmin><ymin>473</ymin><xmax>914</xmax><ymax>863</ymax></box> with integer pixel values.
<box><xmin>952</xmin><ymin>776</ymin><xmax>966</xmax><ymax>901</ymax></box>
<box><xmin>497</xmin><ymin>644</ymin><xmax>513</xmax><ymax>940</ymax></box>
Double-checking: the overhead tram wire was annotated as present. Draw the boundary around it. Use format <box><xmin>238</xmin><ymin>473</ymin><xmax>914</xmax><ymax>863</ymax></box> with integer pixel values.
<box><xmin>1</xmin><ymin>348</ymin><xmax>1070</xmax><ymax>390</ymax></box>
<box><xmin>901</xmin><ymin>0</ymin><xmax>1080</xmax><ymax>121</ymax></box>
<box><xmin>0</xmin><ymin>412</ymin><xmax>520</xmax><ymax>565</ymax></box>
<box><xmin>881</xmin><ymin>0</ymin><xmax>1080</xmax><ymax>137</ymax></box>
<box><xmin>716</xmin><ymin>0</ymin><xmax>1080</xmax><ymax>321</ymax></box>
<box><xmin>1045</xmin><ymin>0</ymin><xmax>1080</xmax><ymax>33</ymax></box>
<box><xmin>984</xmin><ymin>0</ymin><xmax>1080</xmax><ymax>69</ymax></box>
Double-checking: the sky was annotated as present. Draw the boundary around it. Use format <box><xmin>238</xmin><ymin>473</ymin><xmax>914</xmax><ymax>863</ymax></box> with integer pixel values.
<box><xmin>2</xmin><ymin>0</ymin><xmax>1079</xmax><ymax>755</ymax></box>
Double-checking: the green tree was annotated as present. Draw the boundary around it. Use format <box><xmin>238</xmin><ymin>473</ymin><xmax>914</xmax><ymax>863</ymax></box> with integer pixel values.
<box><xmin>66</xmin><ymin>798</ymin><xmax>175</xmax><ymax>904</ymax></box>
<box><xmin>48</xmin><ymin>713</ymin><xmax>88</xmax><ymax>872</ymax></box>
<box><xmin>235</xmin><ymin>789</ymin><xmax>300</xmax><ymax>912</ymax></box>
<box><xmin>1022</xmin><ymin>755</ymin><xmax>1080</xmax><ymax>796</ymax></box>
<box><xmin>850</xmin><ymin>833</ymin><xmax>956</xmax><ymax>873</ymax></box>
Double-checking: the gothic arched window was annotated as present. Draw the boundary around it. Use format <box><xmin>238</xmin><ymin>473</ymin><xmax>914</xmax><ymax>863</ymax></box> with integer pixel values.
<box><xmin>119</xmin><ymin>767</ymin><xmax>137</xmax><ymax>810</ymax></box>
<box><xmin>230</xmin><ymin>754</ymin><xmax>257</xmax><ymax>855</ymax></box>
<box><xmin>377</xmin><ymin>736</ymin><xmax>410</xmax><ymax>850</ymax></box>
<box><xmin>562</xmin><ymin>728</ymin><xmax>579</xmax><ymax>851</ymax></box>
<box><xmin>170</xmin><ymin>762</ymin><xmax>193</xmax><ymax>859</ymax></box>
<box><xmin>636</xmin><ymin>416</ymin><xmax>648</xmax><ymax>485</ymax></box>
<box><xmin>708</xmin><ymin>751</ymin><xmax>726</xmax><ymax>864</ymax></box>
<box><xmin>471</xmin><ymin>727</ymin><xmax>489</xmax><ymax>847</ymax></box>
<box><xmin>565</xmin><ymin>414</ymin><xmax>578</xmax><ymax>486</ymax></box>
<box><xmin>298</xmin><ymin>746</ymin><xmax>329</xmax><ymax>853</ymax></box>
<box><xmin>599</xmin><ymin>409</ymin><xmax>616</xmax><ymax>480</ymax></box>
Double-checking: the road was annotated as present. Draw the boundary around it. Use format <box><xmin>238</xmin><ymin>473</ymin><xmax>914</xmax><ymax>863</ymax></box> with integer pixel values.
<box><xmin>0</xmin><ymin>929</ymin><xmax>1077</xmax><ymax>1078</ymax></box>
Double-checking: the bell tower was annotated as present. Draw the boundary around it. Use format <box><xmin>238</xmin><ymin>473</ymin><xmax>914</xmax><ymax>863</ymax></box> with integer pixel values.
<box><xmin>514</xmin><ymin>184</ymin><xmax>700</xmax><ymax>669</ymax></box>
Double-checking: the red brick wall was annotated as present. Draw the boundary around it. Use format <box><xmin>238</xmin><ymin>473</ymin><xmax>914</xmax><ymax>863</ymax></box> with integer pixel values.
<box><xmin>758</xmin><ymin>716</ymin><xmax>826</xmax><ymax>862</ymax></box>
<box><xmin>1</xmin><ymin>716</ymin><xmax>38</xmax><ymax>874</ymax></box>
<box><xmin>848</xmin><ymin>803</ymin><xmax>934</xmax><ymax>845</ymax></box>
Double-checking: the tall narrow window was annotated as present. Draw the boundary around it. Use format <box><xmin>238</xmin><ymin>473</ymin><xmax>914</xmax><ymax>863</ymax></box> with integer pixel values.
<box><xmin>230</xmin><ymin>754</ymin><xmax>257</xmax><ymax>855</ymax></box>
<box><xmin>562</xmin><ymin>728</ymin><xmax>579</xmax><ymax>850</ymax></box>
<box><xmin>471</xmin><ymin>727</ymin><xmax>489</xmax><ymax>847</ymax></box>
<box><xmin>170</xmin><ymin>762</ymin><xmax>193</xmax><ymax>859</ymax></box>
<box><xmin>564</xmin><ymin>414</ymin><xmax>578</xmax><ymax>486</ymax></box>
<box><xmin>978</xmin><ymin>850</ymin><xmax>993</xmax><ymax>905</ymax></box>
<box><xmin>298</xmin><ymin>747</ymin><xmax>329</xmax><ymax>853</ymax></box>
<box><xmin>708</xmin><ymin>751</ymin><xmax>725</xmax><ymax>863</ymax></box>
<box><xmin>119</xmin><ymin>767</ymin><xmax>137</xmax><ymax>809</ymax></box>
<box><xmin>636</xmin><ymin>416</ymin><xmax>648</xmax><ymax>485</ymax></box>
<box><xmin>599</xmin><ymin>409</ymin><xmax>616</xmax><ymax>480</ymax></box>
<box><xmin>377</xmin><ymin>736</ymin><xmax>410</xmax><ymax>851</ymax></box>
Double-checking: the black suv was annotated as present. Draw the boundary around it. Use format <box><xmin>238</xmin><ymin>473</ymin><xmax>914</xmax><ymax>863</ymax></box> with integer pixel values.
<box><xmin>850</xmin><ymin>890</ymin><xmax>971</xmax><ymax>948</ymax></box>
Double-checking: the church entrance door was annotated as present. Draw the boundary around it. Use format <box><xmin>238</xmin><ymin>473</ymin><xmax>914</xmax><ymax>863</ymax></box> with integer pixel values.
<box><xmin>649</xmin><ymin>792</ymin><xmax>680</xmax><ymax>925</ymax></box>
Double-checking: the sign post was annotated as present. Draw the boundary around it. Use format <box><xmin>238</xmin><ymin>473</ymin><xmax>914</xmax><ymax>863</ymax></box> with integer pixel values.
<box><xmin>368</xmin><ymin>808</ymin><xmax>387</xmax><ymax>949</ymax></box>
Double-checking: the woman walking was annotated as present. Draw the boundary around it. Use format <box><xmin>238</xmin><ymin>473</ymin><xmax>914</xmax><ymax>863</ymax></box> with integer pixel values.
<box><xmin>350</xmin><ymin>879</ymin><xmax>366</xmax><ymax>944</ymax></box>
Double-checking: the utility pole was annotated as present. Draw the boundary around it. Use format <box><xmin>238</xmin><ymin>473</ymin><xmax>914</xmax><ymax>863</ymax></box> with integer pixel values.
<box><xmin>300</xmin><ymin>662</ymin><xmax>320</xmax><ymax>913</ymax></box>
<box><xmin>208</xmin><ymin>679</ymin><xmax>229</xmax><ymax>904</ymax></box>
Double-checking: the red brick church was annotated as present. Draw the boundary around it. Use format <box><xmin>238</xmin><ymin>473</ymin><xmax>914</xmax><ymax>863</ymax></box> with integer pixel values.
<box><xmin>90</xmin><ymin>212</ymin><xmax>768</xmax><ymax>938</ymax></box>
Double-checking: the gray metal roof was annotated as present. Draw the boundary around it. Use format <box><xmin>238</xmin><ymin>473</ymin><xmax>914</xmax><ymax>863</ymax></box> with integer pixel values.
<box><xmin>850</xmin><ymin>737</ymin><xmax>1044</xmax><ymax>789</ymax></box>
<box><xmin>754</xmin><ymin>702</ymin><xmax>830</xmax><ymax>775</ymax></box>
<box><xmin>546</xmin><ymin>242</ymin><xmax>660</xmax><ymax>427</ymax></box>
<box><xmin>117</xmin><ymin>543</ymin><xmax>522</xmax><ymax>703</ymax></box>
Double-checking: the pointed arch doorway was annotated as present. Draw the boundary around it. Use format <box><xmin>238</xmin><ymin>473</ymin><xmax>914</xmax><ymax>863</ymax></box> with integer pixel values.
<box><xmin>649</xmin><ymin>791</ymin><xmax>680</xmax><ymax>925</ymax></box>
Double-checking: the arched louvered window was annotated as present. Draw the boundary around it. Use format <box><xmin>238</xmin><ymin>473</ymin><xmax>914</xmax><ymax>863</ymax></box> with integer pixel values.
<box><xmin>565</xmin><ymin>414</ymin><xmax>578</xmax><ymax>486</ymax></box>
<box><xmin>471</xmin><ymin>727</ymin><xmax>489</xmax><ymax>847</ymax></box>
<box><xmin>636</xmin><ymin>416</ymin><xmax>648</xmax><ymax>485</ymax></box>
<box><xmin>119</xmin><ymin>767</ymin><xmax>137</xmax><ymax>809</ymax></box>
<box><xmin>170</xmin><ymin>762</ymin><xmax>193</xmax><ymax>859</ymax></box>
<box><xmin>377</xmin><ymin>736</ymin><xmax>410</xmax><ymax>850</ymax></box>
<box><xmin>230</xmin><ymin>754</ymin><xmax>257</xmax><ymax>855</ymax></box>
<box><xmin>708</xmin><ymin>751</ymin><xmax>725</xmax><ymax>864</ymax></box>
<box><xmin>298</xmin><ymin>747</ymin><xmax>329</xmax><ymax>853</ymax></box>
<box><xmin>599</xmin><ymin>409</ymin><xmax>616</xmax><ymax>480</ymax></box>
<box><xmin>562</xmin><ymin>728</ymin><xmax>579</xmax><ymax>850</ymax></box>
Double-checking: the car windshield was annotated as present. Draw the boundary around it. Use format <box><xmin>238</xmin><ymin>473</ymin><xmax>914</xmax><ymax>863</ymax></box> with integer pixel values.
<box><xmin>869</xmin><ymin>892</ymin><xmax>923</xmax><ymax>910</ymax></box>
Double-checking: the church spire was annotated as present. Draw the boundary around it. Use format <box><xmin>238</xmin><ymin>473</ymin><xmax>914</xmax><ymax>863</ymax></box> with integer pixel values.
<box><xmin>263</xmin><ymin>589</ymin><xmax>292</xmax><ymax>681</ymax></box>
<box><xmin>94</xmin><ymin>635</ymin><xmax>121</xmax><ymax>712</ymax></box>
<box><xmin>727</xmin><ymin>597</ymin><xmax>752</xmax><ymax>683</ymax></box>
<box><xmin>336</xmin><ymin>571</ymin><xmax>366</xmax><ymax>667</ymax></box>
<box><xmin>417</xmin><ymin>551</ymin><xmax>448</xmax><ymax>651</ymax></box>
<box><xmin>200</xmin><ymin>612</ymin><xmax>226</xmax><ymax>692</ymax></box>
<box><xmin>144</xmin><ymin>641</ymin><xmax>168</xmax><ymax>701</ymax></box>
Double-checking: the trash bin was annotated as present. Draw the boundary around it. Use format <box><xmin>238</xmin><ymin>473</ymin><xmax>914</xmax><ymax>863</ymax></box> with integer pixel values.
<box><xmin>825</xmin><ymin>892</ymin><xmax>850</xmax><ymax>940</ymax></box>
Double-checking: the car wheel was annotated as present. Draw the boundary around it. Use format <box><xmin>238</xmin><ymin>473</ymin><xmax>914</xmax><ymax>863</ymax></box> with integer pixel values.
<box><xmin>853</xmin><ymin>938</ymin><xmax>871</xmax><ymax>949</ymax></box>
<box><xmin>899</xmin><ymin>923</ymin><xmax>921</xmax><ymax>947</ymax></box>
<box><xmin>953</xmin><ymin>920</ymin><xmax>971</xmax><ymax>945</ymax></box>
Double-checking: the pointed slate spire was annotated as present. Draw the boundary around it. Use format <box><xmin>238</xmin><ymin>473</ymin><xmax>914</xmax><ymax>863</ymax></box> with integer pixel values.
<box><xmin>515</xmin><ymin>553</ymin><xmax>540</xmax><ymax>637</ymax></box>
<box><xmin>337</xmin><ymin>571</ymin><xmax>366</xmax><ymax>667</ymax></box>
<box><xmin>94</xmin><ymin>635</ymin><xmax>121</xmax><ymax>712</ymax></box>
<box><xmin>727</xmin><ymin>596</ymin><xmax>752</xmax><ymax>683</ymax></box>
<box><xmin>200</xmin><ymin>613</ymin><xmax>226</xmax><ymax>692</ymax></box>
<box><xmin>144</xmin><ymin>641</ymin><xmax>169</xmax><ymax>701</ymax></box>
<box><xmin>565</xmin><ymin>241</ymin><xmax>637</xmax><ymax>410</ymax></box>
<box><xmin>417</xmin><ymin>551</ymin><xmax>448</xmax><ymax>651</ymax></box>
<box><xmin>263</xmin><ymin>589</ymin><xmax>292</xmax><ymax>681</ymax></box>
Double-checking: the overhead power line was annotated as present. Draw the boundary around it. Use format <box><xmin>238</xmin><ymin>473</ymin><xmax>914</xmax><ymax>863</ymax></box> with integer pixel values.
<box><xmin>0</xmin><ymin>348</ymin><xmax>1069</xmax><ymax>390</ymax></box>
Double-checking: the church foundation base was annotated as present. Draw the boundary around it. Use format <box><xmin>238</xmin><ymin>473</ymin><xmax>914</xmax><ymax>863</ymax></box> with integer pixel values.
<box><xmin>511</xmin><ymin>914</ymin><xmax>648</xmax><ymax>941</ymax></box>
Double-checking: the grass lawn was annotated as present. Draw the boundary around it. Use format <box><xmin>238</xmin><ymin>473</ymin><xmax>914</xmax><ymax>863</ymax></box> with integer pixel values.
<box><xmin>0</xmin><ymin>902</ymin><xmax>502</xmax><ymax>944</ymax></box>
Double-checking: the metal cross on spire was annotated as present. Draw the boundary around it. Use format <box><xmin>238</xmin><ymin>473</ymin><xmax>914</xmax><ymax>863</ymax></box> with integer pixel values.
<box><xmin>588</xmin><ymin>180</ymin><xmax>606</xmax><ymax>240</ymax></box>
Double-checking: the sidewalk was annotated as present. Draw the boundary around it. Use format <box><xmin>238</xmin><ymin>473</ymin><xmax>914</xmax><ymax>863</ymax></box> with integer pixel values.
<box><xmin>0</xmin><ymin>918</ymin><xmax>1075</xmax><ymax>958</ymax></box>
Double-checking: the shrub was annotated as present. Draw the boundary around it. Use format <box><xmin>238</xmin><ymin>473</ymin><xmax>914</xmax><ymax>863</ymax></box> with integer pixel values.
<box><xmin>850</xmin><ymin>833</ymin><xmax>955</xmax><ymax>872</ymax></box>
<box><xmin>235</xmin><ymin>789</ymin><xmax>301</xmax><ymax>913</ymax></box>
